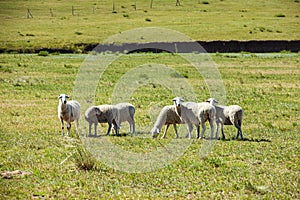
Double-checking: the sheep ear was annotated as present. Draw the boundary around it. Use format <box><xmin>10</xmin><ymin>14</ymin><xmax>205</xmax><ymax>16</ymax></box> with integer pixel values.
<box><xmin>66</xmin><ymin>95</ymin><xmax>69</xmax><ymax>98</ymax></box>
<box><xmin>58</xmin><ymin>95</ymin><xmax>62</xmax><ymax>99</ymax></box>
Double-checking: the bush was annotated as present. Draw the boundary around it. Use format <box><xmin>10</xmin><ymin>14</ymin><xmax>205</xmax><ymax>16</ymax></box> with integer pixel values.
<box><xmin>38</xmin><ymin>51</ymin><xmax>49</xmax><ymax>56</ymax></box>
<box><xmin>201</xmin><ymin>1</ymin><xmax>209</xmax><ymax>4</ymax></box>
<box><xmin>275</xmin><ymin>13</ymin><xmax>285</xmax><ymax>17</ymax></box>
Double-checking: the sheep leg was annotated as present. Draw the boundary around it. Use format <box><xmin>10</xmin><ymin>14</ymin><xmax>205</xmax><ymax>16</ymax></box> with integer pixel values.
<box><xmin>200</xmin><ymin>123</ymin><xmax>206</xmax><ymax>139</ymax></box>
<box><xmin>129</xmin><ymin>119</ymin><xmax>135</xmax><ymax>134</ymax></box>
<box><xmin>66</xmin><ymin>122</ymin><xmax>71</xmax><ymax>136</ymax></box>
<box><xmin>186</xmin><ymin>123</ymin><xmax>193</xmax><ymax>139</ymax></box>
<box><xmin>94</xmin><ymin>123</ymin><xmax>97</xmax><ymax>136</ymax></box>
<box><xmin>234</xmin><ymin>120</ymin><xmax>243</xmax><ymax>140</ymax></box>
<box><xmin>236</xmin><ymin>126</ymin><xmax>243</xmax><ymax>140</ymax></box>
<box><xmin>196</xmin><ymin>125</ymin><xmax>200</xmax><ymax>139</ymax></box>
<box><xmin>173</xmin><ymin>124</ymin><xmax>179</xmax><ymax>139</ymax></box>
<box><xmin>220</xmin><ymin>123</ymin><xmax>226</xmax><ymax>140</ymax></box>
<box><xmin>215</xmin><ymin>123</ymin><xmax>220</xmax><ymax>139</ymax></box>
<box><xmin>113</xmin><ymin>121</ymin><xmax>120</xmax><ymax>135</ymax></box>
<box><xmin>209</xmin><ymin>120</ymin><xmax>215</xmax><ymax>139</ymax></box>
<box><xmin>88</xmin><ymin>123</ymin><xmax>92</xmax><ymax>136</ymax></box>
<box><xmin>60</xmin><ymin>117</ymin><xmax>64</xmax><ymax>136</ymax></box>
<box><xmin>106</xmin><ymin>123</ymin><xmax>112</xmax><ymax>135</ymax></box>
<box><xmin>132</xmin><ymin>121</ymin><xmax>135</xmax><ymax>133</ymax></box>
<box><xmin>161</xmin><ymin>124</ymin><xmax>169</xmax><ymax>139</ymax></box>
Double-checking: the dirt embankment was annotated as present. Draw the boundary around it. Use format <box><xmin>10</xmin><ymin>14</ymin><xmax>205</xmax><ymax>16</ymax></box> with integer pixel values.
<box><xmin>1</xmin><ymin>40</ymin><xmax>299</xmax><ymax>54</ymax></box>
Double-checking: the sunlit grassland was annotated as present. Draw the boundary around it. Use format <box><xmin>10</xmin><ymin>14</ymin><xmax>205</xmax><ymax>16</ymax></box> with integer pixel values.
<box><xmin>0</xmin><ymin>53</ymin><xmax>299</xmax><ymax>199</ymax></box>
<box><xmin>1</xmin><ymin>0</ymin><xmax>299</xmax><ymax>51</ymax></box>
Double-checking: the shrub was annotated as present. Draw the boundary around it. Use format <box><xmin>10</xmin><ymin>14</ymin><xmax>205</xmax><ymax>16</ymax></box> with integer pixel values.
<box><xmin>38</xmin><ymin>51</ymin><xmax>49</xmax><ymax>56</ymax></box>
<box><xmin>75</xmin><ymin>31</ymin><xmax>83</xmax><ymax>35</ymax></box>
<box><xmin>201</xmin><ymin>1</ymin><xmax>209</xmax><ymax>4</ymax></box>
<box><xmin>275</xmin><ymin>13</ymin><xmax>285</xmax><ymax>17</ymax></box>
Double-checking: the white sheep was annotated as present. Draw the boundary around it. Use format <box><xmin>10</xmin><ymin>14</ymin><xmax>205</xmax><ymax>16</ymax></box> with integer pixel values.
<box><xmin>84</xmin><ymin>106</ymin><xmax>102</xmax><ymax>136</ymax></box>
<box><xmin>207</xmin><ymin>98</ymin><xmax>243</xmax><ymax>140</ymax></box>
<box><xmin>173</xmin><ymin>97</ymin><xmax>216</xmax><ymax>139</ymax></box>
<box><xmin>58</xmin><ymin>94</ymin><xmax>80</xmax><ymax>136</ymax></box>
<box><xmin>95</xmin><ymin>104</ymin><xmax>120</xmax><ymax>136</ymax></box>
<box><xmin>151</xmin><ymin>105</ymin><xmax>183</xmax><ymax>139</ymax></box>
<box><xmin>115</xmin><ymin>103</ymin><xmax>136</xmax><ymax>134</ymax></box>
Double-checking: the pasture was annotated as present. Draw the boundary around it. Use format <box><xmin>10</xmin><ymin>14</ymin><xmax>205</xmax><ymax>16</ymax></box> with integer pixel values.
<box><xmin>0</xmin><ymin>0</ymin><xmax>300</xmax><ymax>52</ymax></box>
<box><xmin>0</xmin><ymin>52</ymin><xmax>299</xmax><ymax>199</ymax></box>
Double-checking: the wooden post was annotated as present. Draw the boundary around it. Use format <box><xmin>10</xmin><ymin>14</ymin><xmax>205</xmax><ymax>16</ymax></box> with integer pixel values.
<box><xmin>150</xmin><ymin>0</ymin><xmax>153</xmax><ymax>8</ymax></box>
<box><xmin>112</xmin><ymin>1</ymin><xmax>115</xmax><ymax>12</ymax></box>
<box><xmin>134</xmin><ymin>0</ymin><xmax>137</xmax><ymax>11</ymax></box>
<box><xmin>27</xmin><ymin>9</ymin><xmax>33</xmax><ymax>18</ymax></box>
<box><xmin>72</xmin><ymin>6</ymin><xmax>75</xmax><ymax>16</ymax></box>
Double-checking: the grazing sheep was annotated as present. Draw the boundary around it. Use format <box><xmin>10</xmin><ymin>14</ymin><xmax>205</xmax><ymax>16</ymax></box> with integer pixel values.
<box><xmin>115</xmin><ymin>103</ymin><xmax>136</xmax><ymax>133</ymax></box>
<box><xmin>207</xmin><ymin>98</ymin><xmax>243</xmax><ymax>140</ymax></box>
<box><xmin>58</xmin><ymin>94</ymin><xmax>80</xmax><ymax>136</ymax></box>
<box><xmin>173</xmin><ymin>97</ymin><xmax>216</xmax><ymax>139</ymax></box>
<box><xmin>84</xmin><ymin>106</ymin><xmax>102</xmax><ymax>136</ymax></box>
<box><xmin>95</xmin><ymin>104</ymin><xmax>120</xmax><ymax>136</ymax></box>
<box><xmin>151</xmin><ymin>105</ymin><xmax>183</xmax><ymax>139</ymax></box>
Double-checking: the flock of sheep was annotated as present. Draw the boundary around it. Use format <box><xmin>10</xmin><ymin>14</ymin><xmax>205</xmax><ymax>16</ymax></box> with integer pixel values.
<box><xmin>58</xmin><ymin>94</ymin><xmax>244</xmax><ymax>140</ymax></box>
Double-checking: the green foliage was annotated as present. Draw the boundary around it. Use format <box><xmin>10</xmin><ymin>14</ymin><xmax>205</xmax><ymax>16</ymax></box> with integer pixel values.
<box><xmin>275</xmin><ymin>13</ymin><xmax>285</xmax><ymax>17</ymax></box>
<box><xmin>201</xmin><ymin>1</ymin><xmax>210</xmax><ymax>4</ymax></box>
<box><xmin>0</xmin><ymin>0</ymin><xmax>299</xmax><ymax>51</ymax></box>
<box><xmin>38</xmin><ymin>51</ymin><xmax>49</xmax><ymax>56</ymax></box>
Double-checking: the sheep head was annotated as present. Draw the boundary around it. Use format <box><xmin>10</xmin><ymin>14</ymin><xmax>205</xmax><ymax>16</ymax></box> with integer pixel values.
<box><xmin>58</xmin><ymin>94</ymin><xmax>69</xmax><ymax>104</ymax></box>
<box><xmin>172</xmin><ymin>97</ymin><xmax>184</xmax><ymax>107</ymax></box>
<box><xmin>151</xmin><ymin>128</ymin><xmax>160</xmax><ymax>138</ymax></box>
<box><xmin>207</xmin><ymin>98</ymin><xmax>218</xmax><ymax>105</ymax></box>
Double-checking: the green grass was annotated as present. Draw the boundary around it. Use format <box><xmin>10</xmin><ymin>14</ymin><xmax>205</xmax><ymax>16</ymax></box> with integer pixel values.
<box><xmin>0</xmin><ymin>0</ymin><xmax>300</xmax><ymax>51</ymax></box>
<box><xmin>0</xmin><ymin>52</ymin><xmax>299</xmax><ymax>199</ymax></box>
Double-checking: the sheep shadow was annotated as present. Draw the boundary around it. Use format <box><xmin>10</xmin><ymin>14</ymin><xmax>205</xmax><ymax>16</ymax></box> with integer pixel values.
<box><xmin>219</xmin><ymin>137</ymin><xmax>271</xmax><ymax>143</ymax></box>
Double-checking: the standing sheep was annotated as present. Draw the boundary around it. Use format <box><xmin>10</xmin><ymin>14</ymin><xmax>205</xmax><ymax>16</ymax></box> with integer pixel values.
<box><xmin>173</xmin><ymin>97</ymin><xmax>216</xmax><ymax>139</ymax></box>
<box><xmin>58</xmin><ymin>94</ymin><xmax>80</xmax><ymax>136</ymax></box>
<box><xmin>151</xmin><ymin>105</ymin><xmax>183</xmax><ymax>139</ymax></box>
<box><xmin>207</xmin><ymin>98</ymin><xmax>243</xmax><ymax>140</ymax></box>
<box><xmin>115</xmin><ymin>103</ymin><xmax>136</xmax><ymax>134</ymax></box>
<box><xmin>95</xmin><ymin>104</ymin><xmax>120</xmax><ymax>136</ymax></box>
<box><xmin>84</xmin><ymin>106</ymin><xmax>102</xmax><ymax>136</ymax></box>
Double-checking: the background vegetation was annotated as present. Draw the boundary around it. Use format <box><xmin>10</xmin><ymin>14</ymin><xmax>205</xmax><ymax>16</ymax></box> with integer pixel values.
<box><xmin>0</xmin><ymin>0</ymin><xmax>300</xmax><ymax>51</ymax></box>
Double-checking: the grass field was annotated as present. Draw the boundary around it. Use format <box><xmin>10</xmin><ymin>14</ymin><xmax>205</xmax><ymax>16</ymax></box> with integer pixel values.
<box><xmin>0</xmin><ymin>52</ymin><xmax>299</xmax><ymax>199</ymax></box>
<box><xmin>0</xmin><ymin>0</ymin><xmax>300</xmax><ymax>51</ymax></box>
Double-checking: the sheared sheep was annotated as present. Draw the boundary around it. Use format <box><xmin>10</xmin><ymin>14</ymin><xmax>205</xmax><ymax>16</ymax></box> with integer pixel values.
<box><xmin>173</xmin><ymin>97</ymin><xmax>216</xmax><ymax>139</ymax></box>
<box><xmin>207</xmin><ymin>98</ymin><xmax>243</xmax><ymax>140</ymax></box>
<box><xmin>58</xmin><ymin>94</ymin><xmax>80</xmax><ymax>136</ymax></box>
<box><xmin>95</xmin><ymin>104</ymin><xmax>120</xmax><ymax>135</ymax></box>
<box><xmin>151</xmin><ymin>105</ymin><xmax>183</xmax><ymax>139</ymax></box>
<box><xmin>84</xmin><ymin>106</ymin><xmax>102</xmax><ymax>136</ymax></box>
<box><xmin>115</xmin><ymin>103</ymin><xmax>136</xmax><ymax>133</ymax></box>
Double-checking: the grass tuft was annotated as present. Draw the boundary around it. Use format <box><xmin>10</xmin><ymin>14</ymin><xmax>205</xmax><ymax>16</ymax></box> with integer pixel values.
<box><xmin>73</xmin><ymin>144</ymin><xmax>96</xmax><ymax>171</ymax></box>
